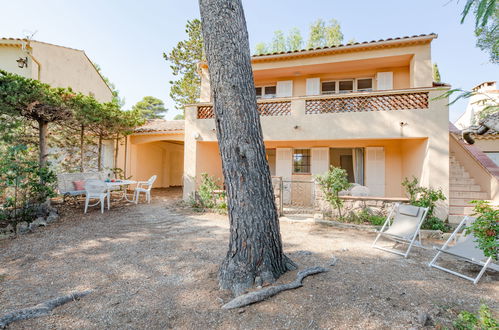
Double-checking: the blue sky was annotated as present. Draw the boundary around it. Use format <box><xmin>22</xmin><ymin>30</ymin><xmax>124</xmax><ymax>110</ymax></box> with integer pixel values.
<box><xmin>1</xmin><ymin>0</ymin><xmax>497</xmax><ymax>121</ymax></box>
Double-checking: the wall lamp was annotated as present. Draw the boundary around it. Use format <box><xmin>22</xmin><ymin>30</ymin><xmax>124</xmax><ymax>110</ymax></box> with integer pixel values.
<box><xmin>16</xmin><ymin>57</ymin><xmax>28</xmax><ymax>68</ymax></box>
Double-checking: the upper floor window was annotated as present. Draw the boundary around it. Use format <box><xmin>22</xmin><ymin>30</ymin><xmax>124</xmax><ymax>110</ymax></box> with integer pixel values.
<box><xmin>293</xmin><ymin>149</ymin><xmax>311</xmax><ymax>174</ymax></box>
<box><xmin>338</xmin><ymin>80</ymin><xmax>354</xmax><ymax>93</ymax></box>
<box><xmin>320</xmin><ymin>78</ymin><xmax>374</xmax><ymax>95</ymax></box>
<box><xmin>256</xmin><ymin>86</ymin><xmax>276</xmax><ymax>99</ymax></box>
<box><xmin>321</xmin><ymin>81</ymin><xmax>336</xmax><ymax>95</ymax></box>
<box><xmin>357</xmin><ymin>78</ymin><xmax>373</xmax><ymax>92</ymax></box>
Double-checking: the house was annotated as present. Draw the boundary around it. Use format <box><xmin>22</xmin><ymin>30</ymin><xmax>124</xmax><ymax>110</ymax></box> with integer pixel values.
<box><xmin>0</xmin><ymin>37</ymin><xmax>115</xmax><ymax>170</ymax></box>
<box><xmin>454</xmin><ymin>81</ymin><xmax>499</xmax><ymax>166</ymax></box>
<box><xmin>0</xmin><ymin>38</ymin><xmax>113</xmax><ymax>102</ymax></box>
<box><xmin>120</xmin><ymin>33</ymin><xmax>498</xmax><ymax>223</ymax></box>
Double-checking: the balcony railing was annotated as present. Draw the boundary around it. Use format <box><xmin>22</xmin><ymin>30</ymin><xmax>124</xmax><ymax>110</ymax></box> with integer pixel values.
<box><xmin>197</xmin><ymin>100</ymin><xmax>291</xmax><ymax>119</ymax></box>
<box><xmin>196</xmin><ymin>90</ymin><xmax>430</xmax><ymax>119</ymax></box>
<box><xmin>305</xmin><ymin>91</ymin><xmax>429</xmax><ymax>114</ymax></box>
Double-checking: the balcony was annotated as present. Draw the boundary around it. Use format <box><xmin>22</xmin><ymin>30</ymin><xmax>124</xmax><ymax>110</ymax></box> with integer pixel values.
<box><xmin>188</xmin><ymin>87</ymin><xmax>447</xmax><ymax>142</ymax></box>
<box><xmin>195</xmin><ymin>88</ymin><xmax>430</xmax><ymax>119</ymax></box>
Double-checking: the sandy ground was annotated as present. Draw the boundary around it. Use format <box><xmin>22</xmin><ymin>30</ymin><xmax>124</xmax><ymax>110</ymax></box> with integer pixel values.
<box><xmin>0</xmin><ymin>188</ymin><xmax>497</xmax><ymax>329</ymax></box>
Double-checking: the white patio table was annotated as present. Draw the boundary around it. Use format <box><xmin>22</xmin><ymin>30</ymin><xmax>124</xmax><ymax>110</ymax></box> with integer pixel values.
<box><xmin>105</xmin><ymin>180</ymin><xmax>137</xmax><ymax>206</ymax></box>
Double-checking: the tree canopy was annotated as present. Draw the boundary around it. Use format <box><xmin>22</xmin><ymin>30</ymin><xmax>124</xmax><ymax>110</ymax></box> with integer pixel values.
<box><xmin>254</xmin><ymin>18</ymin><xmax>345</xmax><ymax>55</ymax></box>
<box><xmin>132</xmin><ymin>96</ymin><xmax>167</xmax><ymax>119</ymax></box>
<box><xmin>164</xmin><ymin>19</ymin><xmax>204</xmax><ymax>113</ymax></box>
<box><xmin>460</xmin><ymin>0</ymin><xmax>498</xmax><ymax>63</ymax></box>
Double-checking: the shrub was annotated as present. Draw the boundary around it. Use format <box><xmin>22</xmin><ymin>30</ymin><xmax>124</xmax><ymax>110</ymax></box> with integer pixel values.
<box><xmin>402</xmin><ymin>176</ymin><xmax>449</xmax><ymax>231</ymax></box>
<box><xmin>190</xmin><ymin>173</ymin><xmax>226</xmax><ymax>212</ymax></box>
<box><xmin>315</xmin><ymin>166</ymin><xmax>352</xmax><ymax>219</ymax></box>
<box><xmin>0</xmin><ymin>145</ymin><xmax>56</xmax><ymax>226</ymax></box>
<box><xmin>453</xmin><ymin>304</ymin><xmax>498</xmax><ymax>329</ymax></box>
<box><xmin>465</xmin><ymin>200</ymin><xmax>498</xmax><ymax>261</ymax></box>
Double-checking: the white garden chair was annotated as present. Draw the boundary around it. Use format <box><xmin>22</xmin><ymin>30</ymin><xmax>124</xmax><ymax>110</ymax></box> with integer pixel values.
<box><xmin>428</xmin><ymin>216</ymin><xmax>499</xmax><ymax>284</ymax></box>
<box><xmin>84</xmin><ymin>179</ymin><xmax>110</xmax><ymax>214</ymax></box>
<box><xmin>133</xmin><ymin>175</ymin><xmax>157</xmax><ymax>204</ymax></box>
<box><xmin>372</xmin><ymin>203</ymin><xmax>429</xmax><ymax>258</ymax></box>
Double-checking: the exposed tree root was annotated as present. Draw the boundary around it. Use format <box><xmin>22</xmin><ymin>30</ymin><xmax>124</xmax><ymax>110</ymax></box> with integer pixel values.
<box><xmin>0</xmin><ymin>290</ymin><xmax>92</xmax><ymax>328</ymax></box>
<box><xmin>222</xmin><ymin>266</ymin><xmax>329</xmax><ymax>309</ymax></box>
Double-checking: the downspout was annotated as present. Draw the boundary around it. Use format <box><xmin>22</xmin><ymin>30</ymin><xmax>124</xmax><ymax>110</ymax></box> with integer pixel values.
<box><xmin>22</xmin><ymin>39</ymin><xmax>41</xmax><ymax>80</ymax></box>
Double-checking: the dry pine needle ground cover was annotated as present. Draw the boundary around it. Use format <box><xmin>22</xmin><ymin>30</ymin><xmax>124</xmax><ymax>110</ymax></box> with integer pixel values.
<box><xmin>0</xmin><ymin>188</ymin><xmax>497</xmax><ymax>329</ymax></box>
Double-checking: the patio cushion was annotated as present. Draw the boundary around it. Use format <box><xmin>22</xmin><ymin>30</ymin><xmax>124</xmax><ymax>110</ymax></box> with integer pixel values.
<box><xmin>73</xmin><ymin>180</ymin><xmax>86</xmax><ymax>191</ymax></box>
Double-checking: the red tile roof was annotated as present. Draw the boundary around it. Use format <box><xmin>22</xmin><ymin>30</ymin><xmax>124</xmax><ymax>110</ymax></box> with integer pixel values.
<box><xmin>252</xmin><ymin>33</ymin><xmax>437</xmax><ymax>58</ymax></box>
<box><xmin>134</xmin><ymin>119</ymin><xmax>184</xmax><ymax>133</ymax></box>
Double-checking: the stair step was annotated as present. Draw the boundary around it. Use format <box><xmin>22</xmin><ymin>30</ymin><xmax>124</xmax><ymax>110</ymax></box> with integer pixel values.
<box><xmin>449</xmin><ymin>191</ymin><xmax>488</xmax><ymax>199</ymax></box>
<box><xmin>448</xmin><ymin>215</ymin><xmax>467</xmax><ymax>224</ymax></box>
<box><xmin>450</xmin><ymin>184</ymin><xmax>482</xmax><ymax>192</ymax></box>
<box><xmin>449</xmin><ymin>206</ymin><xmax>475</xmax><ymax>215</ymax></box>
<box><xmin>449</xmin><ymin>198</ymin><xmax>476</xmax><ymax>206</ymax></box>
<box><xmin>450</xmin><ymin>178</ymin><xmax>475</xmax><ymax>185</ymax></box>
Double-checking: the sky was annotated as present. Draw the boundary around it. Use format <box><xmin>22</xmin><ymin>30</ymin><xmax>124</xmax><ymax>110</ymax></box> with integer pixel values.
<box><xmin>1</xmin><ymin>0</ymin><xmax>498</xmax><ymax>122</ymax></box>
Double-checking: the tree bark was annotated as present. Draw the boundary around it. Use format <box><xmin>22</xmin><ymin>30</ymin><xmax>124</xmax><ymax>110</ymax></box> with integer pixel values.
<box><xmin>80</xmin><ymin>124</ymin><xmax>85</xmax><ymax>172</ymax></box>
<box><xmin>199</xmin><ymin>0</ymin><xmax>296</xmax><ymax>296</ymax></box>
<box><xmin>38</xmin><ymin>119</ymin><xmax>48</xmax><ymax>168</ymax></box>
<box><xmin>97</xmin><ymin>134</ymin><xmax>103</xmax><ymax>172</ymax></box>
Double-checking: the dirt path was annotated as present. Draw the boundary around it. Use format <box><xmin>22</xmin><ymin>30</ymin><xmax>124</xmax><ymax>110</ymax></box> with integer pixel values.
<box><xmin>0</xmin><ymin>188</ymin><xmax>497</xmax><ymax>329</ymax></box>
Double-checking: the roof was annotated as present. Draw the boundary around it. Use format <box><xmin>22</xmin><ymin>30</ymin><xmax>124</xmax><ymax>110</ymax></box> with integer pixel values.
<box><xmin>449</xmin><ymin>122</ymin><xmax>498</xmax><ymax>139</ymax></box>
<box><xmin>134</xmin><ymin>119</ymin><xmax>184</xmax><ymax>133</ymax></box>
<box><xmin>251</xmin><ymin>33</ymin><xmax>437</xmax><ymax>59</ymax></box>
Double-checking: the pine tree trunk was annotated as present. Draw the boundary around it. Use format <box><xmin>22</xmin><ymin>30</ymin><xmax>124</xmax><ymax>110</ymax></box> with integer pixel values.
<box><xmin>114</xmin><ymin>134</ymin><xmax>119</xmax><ymax>170</ymax></box>
<box><xmin>199</xmin><ymin>0</ymin><xmax>296</xmax><ymax>296</ymax></box>
<box><xmin>38</xmin><ymin>119</ymin><xmax>48</xmax><ymax>168</ymax></box>
<box><xmin>80</xmin><ymin>124</ymin><xmax>85</xmax><ymax>172</ymax></box>
<box><xmin>97</xmin><ymin>134</ymin><xmax>103</xmax><ymax>172</ymax></box>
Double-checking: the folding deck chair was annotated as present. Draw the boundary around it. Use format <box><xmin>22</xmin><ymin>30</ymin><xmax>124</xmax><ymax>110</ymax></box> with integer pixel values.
<box><xmin>429</xmin><ymin>216</ymin><xmax>499</xmax><ymax>284</ymax></box>
<box><xmin>372</xmin><ymin>203</ymin><xmax>429</xmax><ymax>258</ymax></box>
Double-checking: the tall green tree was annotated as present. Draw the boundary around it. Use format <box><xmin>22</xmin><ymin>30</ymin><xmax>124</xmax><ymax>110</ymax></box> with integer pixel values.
<box><xmin>132</xmin><ymin>96</ymin><xmax>167</xmax><ymax>119</ymax></box>
<box><xmin>164</xmin><ymin>19</ymin><xmax>204</xmax><ymax>112</ymax></box>
<box><xmin>271</xmin><ymin>30</ymin><xmax>286</xmax><ymax>53</ymax></box>
<box><xmin>0</xmin><ymin>70</ymin><xmax>72</xmax><ymax>168</ymax></box>
<box><xmin>307</xmin><ymin>18</ymin><xmax>344</xmax><ymax>48</ymax></box>
<box><xmin>286</xmin><ymin>27</ymin><xmax>303</xmax><ymax>51</ymax></box>
<box><xmin>460</xmin><ymin>0</ymin><xmax>498</xmax><ymax>63</ymax></box>
<box><xmin>254</xmin><ymin>42</ymin><xmax>268</xmax><ymax>55</ymax></box>
<box><xmin>433</xmin><ymin>63</ymin><xmax>442</xmax><ymax>82</ymax></box>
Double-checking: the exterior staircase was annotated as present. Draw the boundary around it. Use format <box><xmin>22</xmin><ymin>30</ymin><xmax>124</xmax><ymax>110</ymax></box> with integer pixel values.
<box><xmin>449</xmin><ymin>154</ymin><xmax>488</xmax><ymax>223</ymax></box>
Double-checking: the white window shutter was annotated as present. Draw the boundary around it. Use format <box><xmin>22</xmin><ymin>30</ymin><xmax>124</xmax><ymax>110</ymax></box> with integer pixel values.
<box><xmin>276</xmin><ymin>148</ymin><xmax>292</xmax><ymax>203</ymax></box>
<box><xmin>311</xmin><ymin>148</ymin><xmax>330</xmax><ymax>176</ymax></box>
<box><xmin>276</xmin><ymin>80</ymin><xmax>293</xmax><ymax>98</ymax></box>
<box><xmin>365</xmin><ymin>147</ymin><xmax>385</xmax><ymax>196</ymax></box>
<box><xmin>376</xmin><ymin>72</ymin><xmax>393</xmax><ymax>90</ymax></box>
<box><xmin>306</xmin><ymin>78</ymin><xmax>321</xmax><ymax>96</ymax></box>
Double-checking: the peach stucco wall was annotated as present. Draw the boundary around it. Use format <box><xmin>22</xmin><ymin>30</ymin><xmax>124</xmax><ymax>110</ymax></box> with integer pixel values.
<box><xmin>117</xmin><ymin>134</ymin><xmax>185</xmax><ymax>188</ymax></box>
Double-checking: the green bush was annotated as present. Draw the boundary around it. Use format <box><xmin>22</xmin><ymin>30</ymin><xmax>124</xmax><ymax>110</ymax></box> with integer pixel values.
<box><xmin>343</xmin><ymin>209</ymin><xmax>386</xmax><ymax>226</ymax></box>
<box><xmin>315</xmin><ymin>166</ymin><xmax>352</xmax><ymax>219</ymax></box>
<box><xmin>453</xmin><ymin>304</ymin><xmax>498</xmax><ymax>329</ymax></box>
<box><xmin>0</xmin><ymin>145</ymin><xmax>56</xmax><ymax>226</ymax></box>
<box><xmin>189</xmin><ymin>173</ymin><xmax>226</xmax><ymax>212</ymax></box>
<box><xmin>402</xmin><ymin>176</ymin><xmax>450</xmax><ymax>231</ymax></box>
<box><xmin>465</xmin><ymin>200</ymin><xmax>498</xmax><ymax>261</ymax></box>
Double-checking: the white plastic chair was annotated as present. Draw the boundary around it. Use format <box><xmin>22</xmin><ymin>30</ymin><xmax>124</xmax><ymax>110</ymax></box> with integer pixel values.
<box><xmin>84</xmin><ymin>179</ymin><xmax>110</xmax><ymax>214</ymax></box>
<box><xmin>133</xmin><ymin>175</ymin><xmax>157</xmax><ymax>204</ymax></box>
<box><xmin>429</xmin><ymin>216</ymin><xmax>499</xmax><ymax>284</ymax></box>
<box><xmin>372</xmin><ymin>203</ymin><xmax>429</xmax><ymax>258</ymax></box>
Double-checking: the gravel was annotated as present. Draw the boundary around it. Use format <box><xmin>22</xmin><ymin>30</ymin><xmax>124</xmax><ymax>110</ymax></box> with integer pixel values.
<box><xmin>0</xmin><ymin>188</ymin><xmax>497</xmax><ymax>329</ymax></box>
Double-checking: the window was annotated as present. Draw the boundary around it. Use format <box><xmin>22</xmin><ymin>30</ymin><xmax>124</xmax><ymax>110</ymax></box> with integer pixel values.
<box><xmin>255</xmin><ymin>87</ymin><xmax>262</xmax><ymax>98</ymax></box>
<box><xmin>338</xmin><ymin>80</ymin><xmax>354</xmax><ymax>93</ymax></box>
<box><xmin>357</xmin><ymin>78</ymin><xmax>373</xmax><ymax>92</ymax></box>
<box><xmin>256</xmin><ymin>86</ymin><xmax>277</xmax><ymax>99</ymax></box>
<box><xmin>321</xmin><ymin>81</ymin><xmax>336</xmax><ymax>95</ymax></box>
<box><xmin>293</xmin><ymin>149</ymin><xmax>311</xmax><ymax>174</ymax></box>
